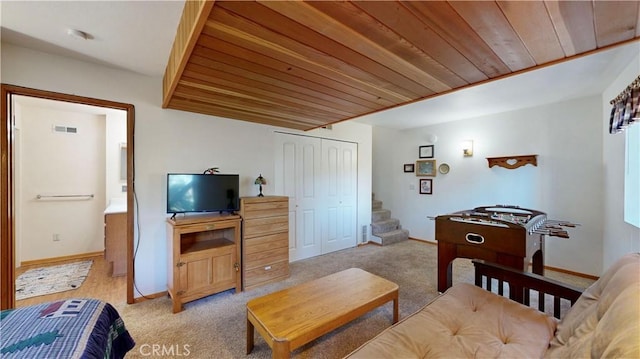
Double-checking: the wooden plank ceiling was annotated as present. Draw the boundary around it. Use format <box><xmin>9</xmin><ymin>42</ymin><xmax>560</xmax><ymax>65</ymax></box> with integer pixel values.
<box><xmin>163</xmin><ymin>0</ymin><xmax>640</xmax><ymax>131</ymax></box>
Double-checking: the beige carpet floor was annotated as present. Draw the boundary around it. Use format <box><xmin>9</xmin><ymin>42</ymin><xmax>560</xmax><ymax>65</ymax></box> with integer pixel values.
<box><xmin>116</xmin><ymin>240</ymin><xmax>594</xmax><ymax>359</ymax></box>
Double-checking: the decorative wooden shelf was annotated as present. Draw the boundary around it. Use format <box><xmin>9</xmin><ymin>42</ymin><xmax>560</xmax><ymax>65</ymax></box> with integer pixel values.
<box><xmin>487</xmin><ymin>155</ymin><xmax>537</xmax><ymax>170</ymax></box>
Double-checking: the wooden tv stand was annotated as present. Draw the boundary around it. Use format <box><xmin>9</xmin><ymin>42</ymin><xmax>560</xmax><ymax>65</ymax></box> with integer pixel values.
<box><xmin>166</xmin><ymin>213</ymin><xmax>241</xmax><ymax>313</ymax></box>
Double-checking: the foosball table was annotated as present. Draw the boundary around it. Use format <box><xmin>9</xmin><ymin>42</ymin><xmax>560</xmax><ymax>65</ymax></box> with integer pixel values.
<box><xmin>435</xmin><ymin>205</ymin><xmax>576</xmax><ymax>293</ymax></box>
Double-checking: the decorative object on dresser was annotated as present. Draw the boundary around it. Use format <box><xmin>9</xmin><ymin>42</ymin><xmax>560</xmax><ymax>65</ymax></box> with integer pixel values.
<box><xmin>254</xmin><ymin>174</ymin><xmax>267</xmax><ymax>197</ymax></box>
<box><xmin>166</xmin><ymin>214</ymin><xmax>241</xmax><ymax>313</ymax></box>
<box><xmin>434</xmin><ymin>205</ymin><xmax>577</xmax><ymax>293</ymax></box>
<box><xmin>240</xmin><ymin>196</ymin><xmax>289</xmax><ymax>290</ymax></box>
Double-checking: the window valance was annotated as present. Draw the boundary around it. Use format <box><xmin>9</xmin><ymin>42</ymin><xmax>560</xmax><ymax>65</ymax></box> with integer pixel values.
<box><xmin>609</xmin><ymin>75</ymin><xmax>640</xmax><ymax>134</ymax></box>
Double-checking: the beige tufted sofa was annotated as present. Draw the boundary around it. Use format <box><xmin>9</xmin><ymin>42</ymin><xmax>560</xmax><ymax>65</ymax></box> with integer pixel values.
<box><xmin>345</xmin><ymin>253</ymin><xmax>639</xmax><ymax>358</ymax></box>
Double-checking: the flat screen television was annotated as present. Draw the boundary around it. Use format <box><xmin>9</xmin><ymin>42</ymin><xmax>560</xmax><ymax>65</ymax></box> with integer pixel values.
<box><xmin>166</xmin><ymin>173</ymin><xmax>239</xmax><ymax>215</ymax></box>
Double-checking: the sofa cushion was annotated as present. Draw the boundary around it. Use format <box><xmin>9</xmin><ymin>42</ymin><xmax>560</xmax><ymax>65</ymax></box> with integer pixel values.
<box><xmin>346</xmin><ymin>283</ymin><xmax>556</xmax><ymax>358</ymax></box>
<box><xmin>545</xmin><ymin>253</ymin><xmax>640</xmax><ymax>358</ymax></box>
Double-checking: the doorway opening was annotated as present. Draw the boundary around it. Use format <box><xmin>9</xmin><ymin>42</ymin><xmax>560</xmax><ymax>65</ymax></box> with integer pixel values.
<box><xmin>1</xmin><ymin>84</ymin><xmax>135</xmax><ymax>309</ymax></box>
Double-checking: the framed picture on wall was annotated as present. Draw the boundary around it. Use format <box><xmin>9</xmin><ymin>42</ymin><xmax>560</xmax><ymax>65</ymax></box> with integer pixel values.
<box><xmin>419</xmin><ymin>145</ymin><xmax>434</xmax><ymax>158</ymax></box>
<box><xmin>404</xmin><ymin>163</ymin><xmax>415</xmax><ymax>173</ymax></box>
<box><xmin>419</xmin><ymin>179</ymin><xmax>432</xmax><ymax>194</ymax></box>
<box><xmin>416</xmin><ymin>160</ymin><xmax>437</xmax><ymax>176</ymax></box>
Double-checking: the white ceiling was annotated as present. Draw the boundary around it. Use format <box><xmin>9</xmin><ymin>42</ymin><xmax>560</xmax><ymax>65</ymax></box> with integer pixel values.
<box><xmin>354</xmin><ymin>42</ymin><xmax>640</xmax><ymax>129</ymax></box>
<box><xmin>1</xmin><ymin>1</ymin><xmax>638</xmax><ymax>130</ymax></box>
<box><xmin>1</xmin><ymin>0</ymin><xmax>185</xmax><ymax>76</ymax></box>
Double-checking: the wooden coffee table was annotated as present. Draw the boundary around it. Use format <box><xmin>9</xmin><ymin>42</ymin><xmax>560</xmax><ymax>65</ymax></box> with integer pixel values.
<box><xmin>246</xmin><ymin>268</ymin><xmax>399</xmax><ymax>358</ymax></box>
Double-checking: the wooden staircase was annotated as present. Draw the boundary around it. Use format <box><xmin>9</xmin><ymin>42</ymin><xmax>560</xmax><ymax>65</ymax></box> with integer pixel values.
<box><xmin>371</xmin><ymin>195</ymin><xmax>409</xmax><ymax>245</ymax></box>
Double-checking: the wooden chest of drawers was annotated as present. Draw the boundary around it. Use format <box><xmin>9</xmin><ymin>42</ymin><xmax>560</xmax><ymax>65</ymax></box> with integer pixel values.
<box><xmin>240</xmin><ymin>196</ymin><xmax>289</xmax><ymax>290</ymax></box>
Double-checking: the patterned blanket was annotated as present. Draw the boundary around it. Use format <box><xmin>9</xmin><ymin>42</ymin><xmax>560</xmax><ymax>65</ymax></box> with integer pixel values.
<box><xmin>0</xmin><ymin>299</ymin><xmax>135</xmax><ymax>358</ymax></box>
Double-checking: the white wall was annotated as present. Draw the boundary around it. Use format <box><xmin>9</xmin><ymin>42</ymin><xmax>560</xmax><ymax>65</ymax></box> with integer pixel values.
<box><xmin>601</xmin><ymin>51</ymin><xmax>640</xmax><ymax>270</ymax></box>
<box><xmin>105</xmin><ymin>110</ymin><xmax>127</xmax><ymax>202</ymax></box>
<box><xmin>17</xmin><ymin>104</ymin><xmax>106</xmax><ymax>261</ymax></box>
<box><xmin>1</xmin><ymin>43</ymin><xmax>373</xmax><ymax>297</ymax></box>
<box><xmin>373</xmin><ymin>96</ymin><xmax>604</xmax><ymax>276</ymax></box>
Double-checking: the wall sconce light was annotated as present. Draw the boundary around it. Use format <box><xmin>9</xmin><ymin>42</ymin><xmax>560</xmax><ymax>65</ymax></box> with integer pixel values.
<box><xmin>254</xmin><ymin>174</ymin><xmax>267</xmax><ymax>197</ymax></box>
<box><xmin>462</xmin><ymin>140</ymin><xmax>474</xmax><ymax>157</ymax></box>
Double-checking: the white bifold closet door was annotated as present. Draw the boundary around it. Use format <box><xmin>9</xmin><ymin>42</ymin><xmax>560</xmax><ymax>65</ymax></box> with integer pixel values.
<box><xmin>322</xmin><ymin>139</ymin><xmax>357</xmax><ymax>254</ymax></box>
<box><xmin>274</xmin><ymin>133</ymin><xmax>357</xmax><ymax>262</ymax></box>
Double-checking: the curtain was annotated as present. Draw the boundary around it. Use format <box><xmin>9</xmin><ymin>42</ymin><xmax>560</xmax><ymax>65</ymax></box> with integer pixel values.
<box><xmin>609</xmin><ymin>75</ymin><xmax>640</xmax><ymax>134</ymax></box>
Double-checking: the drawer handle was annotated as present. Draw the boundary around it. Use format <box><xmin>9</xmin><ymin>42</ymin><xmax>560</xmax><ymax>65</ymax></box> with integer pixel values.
<box><xmin>465</xmin><ymin>233</ymin><xmax>485</xmax><ymax>244</ymax></box>
<box><xmin>264</xmin><ymin>265</ymin><xmax>272</xmax><ymax>271</ymax></box>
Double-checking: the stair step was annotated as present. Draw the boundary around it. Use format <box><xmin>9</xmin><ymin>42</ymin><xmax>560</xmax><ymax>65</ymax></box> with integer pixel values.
<box><xmin>371</xmin><ymin>218</ymin><xmax>400</xmax><ymax>235</ymax></box>
<box><xmin>372</xmin><ymin>209</ymin><xmax>391</xmax><ymax>222</ymax></box>
<box><xmin>373</xmin><ymin>229</ymin><xmax>409</xmax><ymax>246</ymax></box>
<box><xmin>372</xmin><ymin>199</ymin><xmax>383</xmax><ymax>210</ymax></box>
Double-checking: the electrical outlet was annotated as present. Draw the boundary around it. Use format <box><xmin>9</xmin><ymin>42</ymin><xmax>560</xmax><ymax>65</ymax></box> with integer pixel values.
<box><xmin>53</xmin><ymin>234</ymin><xmax>61</xmax><ymax>242</ymax></box>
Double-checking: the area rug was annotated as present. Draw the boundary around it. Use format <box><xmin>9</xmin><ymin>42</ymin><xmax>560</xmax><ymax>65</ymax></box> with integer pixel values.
<box><xmin>15</xmin><ymin>260</ymin><xmax>93</xmax><ymax>300</ymax></box>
